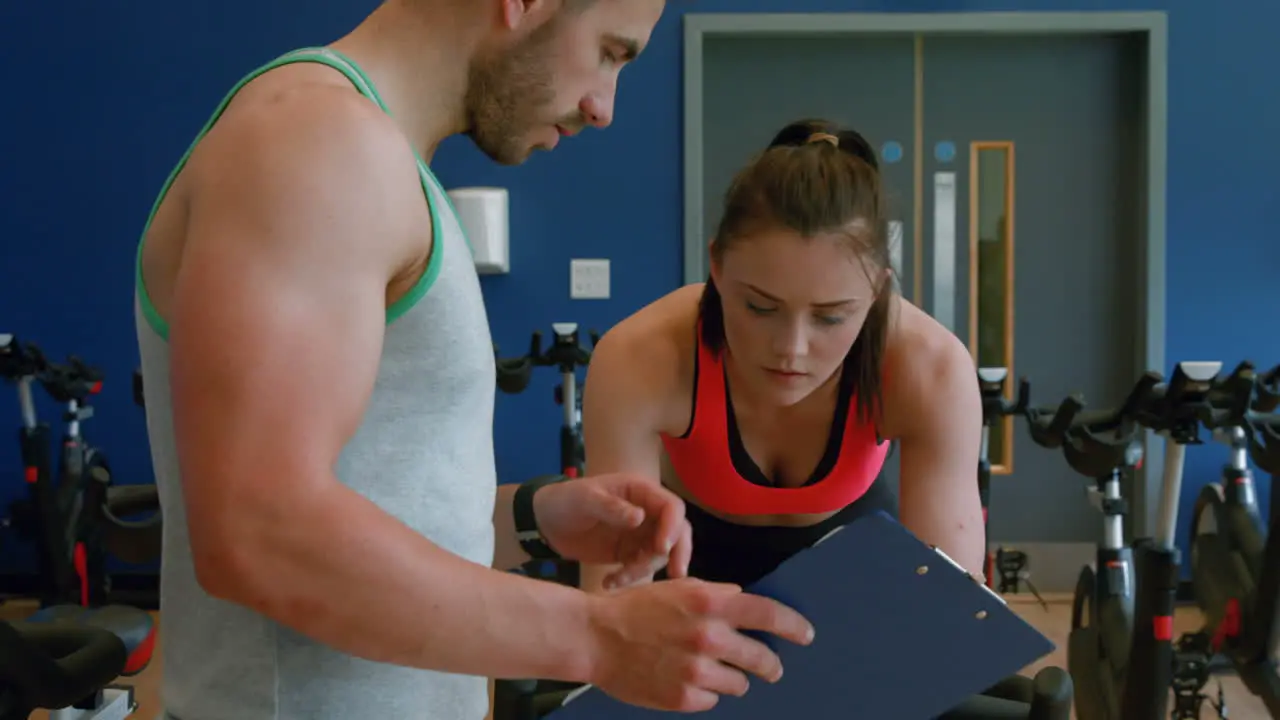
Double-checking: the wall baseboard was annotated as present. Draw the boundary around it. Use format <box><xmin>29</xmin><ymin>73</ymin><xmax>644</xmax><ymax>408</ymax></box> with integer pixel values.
<box><xmin>987</xmin><ymin>541</ymin><xmax>1095</xmax><ymax>596</ymax></box>
<box><xmin>987</xmin><ymin>541</ymin><xmax>1197</xmax><ymax>603</ymax></box>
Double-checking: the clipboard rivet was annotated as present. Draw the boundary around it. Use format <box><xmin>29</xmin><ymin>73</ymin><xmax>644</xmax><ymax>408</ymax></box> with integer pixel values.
<box><xmin>916</xmin><ymin>565</ymin><xmax>929</xmax><ymax>575</ymax></box>
<box><xmin>975</xmin><ymin>610</ymin><xmax>988</xmax><ymax>620</ymax></box>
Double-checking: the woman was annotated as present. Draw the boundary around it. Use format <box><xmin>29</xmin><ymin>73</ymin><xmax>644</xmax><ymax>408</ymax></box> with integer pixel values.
<box><xmin>580</xmin><ymin>118</ymin><xmax>986</xmax><ymax>592</ymax></box>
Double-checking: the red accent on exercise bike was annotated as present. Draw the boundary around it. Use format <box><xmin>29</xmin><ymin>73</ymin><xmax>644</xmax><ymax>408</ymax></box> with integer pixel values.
<box><xmin>73</xmin><ymin>542</ymin><xmax>89</xmax><ymax>607</ymax></box>
<box><xmin>24</xmin><ymin>466</ymin><xmax>37</xmax><ymax>483</ymax></box>
<box><xmin>563</xmin><ymin>467</ymin><xmax>578</xmax><ymax>478</ymax></box>
<box><xmin>123</xmin><ymin>624</ymin><xmax>158</xmax><ymax>675</ymax></box>
<box><xmin>1210</xmin><ymin>597</ymin><xmax>1242</xmax><ymax>651</ymax></box>
<box><xmin>1152</xmin><ymin>614</ymin><xmax>1173</xmax><ymax>641</ymax></box>
<box><xmin>90</xmin><ymin>380</ymin><xmax>102</xmax><ymax>395</ymax></box>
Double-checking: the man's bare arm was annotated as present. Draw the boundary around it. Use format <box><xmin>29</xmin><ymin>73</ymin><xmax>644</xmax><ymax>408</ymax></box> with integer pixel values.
<box><xmin>894</xmin><ymin>332</ymin><xmax>987</xmax><ymax>577</ymax></box>
<box><xmin>493</xmin><ymin>482</ymin><xmax>532</xmax><ymax>571</ymax></box>
<box><xmin>576</xmin><ymin>329</ymin><xmax>668</xmax><ymax>591</ymax></box>
<box><xmin>168</xmin><ymin>89</ymin><xmax>594</xmax><ymax>683</ymax></box>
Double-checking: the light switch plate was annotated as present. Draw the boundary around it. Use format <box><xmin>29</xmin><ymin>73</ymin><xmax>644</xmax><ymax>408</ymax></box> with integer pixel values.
<box><xmin>570</xmin><ymin>258</ymin><xmax>610</xmax><ymax>299</ymax></box>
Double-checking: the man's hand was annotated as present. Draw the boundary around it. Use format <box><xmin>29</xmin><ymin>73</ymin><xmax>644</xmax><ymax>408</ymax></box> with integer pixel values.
<box><xmin>585</xmin><ymin>578</ymin><xmax>816</xmax><ymax>712</ymax></box>
<box><xmin>533</xmin><ymin>474</ymin><xmax>693</xmax><ymax>588</ymax></box>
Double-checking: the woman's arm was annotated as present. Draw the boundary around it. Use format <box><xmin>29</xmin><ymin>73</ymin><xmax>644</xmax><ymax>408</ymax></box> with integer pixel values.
<box><xmin>892</xmin><ymin>329</ymin><xmax>987</xmax><ymax>578</ymax></box>
<box><xmin>578</xmin><ymin>327</ymin><xmax>673</xmax><ymax>592</ymax></box>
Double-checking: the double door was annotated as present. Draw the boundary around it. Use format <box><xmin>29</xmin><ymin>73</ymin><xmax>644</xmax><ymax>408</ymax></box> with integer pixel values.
<box><xmin>698</xmin><ymin>32</ymin><xmax>1146</xmax><ymax>544</ymax></box>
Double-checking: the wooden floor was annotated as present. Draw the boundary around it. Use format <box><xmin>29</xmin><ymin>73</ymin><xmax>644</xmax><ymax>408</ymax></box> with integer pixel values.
<box><xmin>3</xmin><ymin>596</ymin><xmax>1272</xmax><ymax>719</ymax></box>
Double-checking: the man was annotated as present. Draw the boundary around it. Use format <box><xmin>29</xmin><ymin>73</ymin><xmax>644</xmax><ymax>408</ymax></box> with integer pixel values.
<box><xmin>131</xmin><ymin>1</ymin><xmax>813</xmax><ymax>719</ymax></box>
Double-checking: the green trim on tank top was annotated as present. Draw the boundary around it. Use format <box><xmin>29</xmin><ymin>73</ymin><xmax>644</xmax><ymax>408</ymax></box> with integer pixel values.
<box><xmin>133</xmin><ymin>46</ymin><xmax>460</xmax><ymax>339</ymax></box>
<box><xmin>326</xmin><ymin>48</ymin><xmax>473</xmax><ymax>256</ymax></box>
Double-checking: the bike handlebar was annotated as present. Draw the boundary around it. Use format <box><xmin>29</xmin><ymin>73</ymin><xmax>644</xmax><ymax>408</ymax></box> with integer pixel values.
<box><xmin>977</xmin><ymin>367</ymin><xmax>1029</xmax><ymax>427</ymax></box>
<box><xmin>494</xmin><ymin>332</ymin><xmax>543</xmax><ymax>395</ymax></box>
<box><xmin>1193</xmin><ymin>361</ymin><xmax>1280</xmax><ymax>475</ymax></box>
<box><xmin>1024</xmin><ymin>361</ymin><xmax>1280</xmax><ymax>477</ymax></box>
<box><xmin>1125</xmin><ymin>362</ymin><xmax>1242</xmax><ymax>442</ymax></box>
<box><xmin>1258</xmin><ymin>364</ymin><xmax>1280</xmax><ymax>413</ymax></box>
<box><xmin>1024</xmin><ymin>381</ymin><xmax>1145</xmax><ymax>478</ymax></box>
<box><xmin>495</xmin><ymin>323</ymin><xmax>599</xmax><ymax>396</ymax></box>
<box><xmin>38</xmin><ymin>356</ymin><xmax>105</xmax><ymax>405</ymax></box>
<box><xmin>0</xmin><ymin>335</ymin><xmax>49</xmax><ymax>381</ymax></box>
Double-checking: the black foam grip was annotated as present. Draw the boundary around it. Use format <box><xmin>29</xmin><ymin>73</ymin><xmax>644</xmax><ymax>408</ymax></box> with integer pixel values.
<box><xmin>496</xmin><ymin>360</ymin><xmax>534</xmax><ymax>394</ymax></box>
<box><xmin>1028</xmin><ymin>666</ymin><xmax>1074</xmax><ymax>720</ymax></box>
<box><xmin>0</xmin><ymin>620</ymin><xmax>125</xmax><ymax>711</ymax></box>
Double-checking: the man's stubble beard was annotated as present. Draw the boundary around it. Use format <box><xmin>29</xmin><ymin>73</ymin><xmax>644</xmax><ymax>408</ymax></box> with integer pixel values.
<box><xmin>463</xmin><ymin>26</ymin><xmax>560</xmax><ymax>166</ymax></box>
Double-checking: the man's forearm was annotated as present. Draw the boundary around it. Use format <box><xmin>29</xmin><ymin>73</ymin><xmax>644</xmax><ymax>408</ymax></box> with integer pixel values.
<box><xmin>492</xmin><ymin>482</ymin><xmax>533</xmax><ymax>571</ymax></box>
<box><xmin>210</xmin><ymin>479</ymin><xmax>595</xmax><ymax>682</ymax></box>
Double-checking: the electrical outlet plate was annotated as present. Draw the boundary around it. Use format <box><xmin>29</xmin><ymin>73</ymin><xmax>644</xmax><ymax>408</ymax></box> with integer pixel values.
<box><xmin>570</xmin><ymin>258</ymin><xmax>610</xmax><ymax>299</ymax></box>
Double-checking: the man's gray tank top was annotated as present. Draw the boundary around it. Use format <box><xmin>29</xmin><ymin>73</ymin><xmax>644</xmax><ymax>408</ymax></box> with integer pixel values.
<box><xmin>133</xmin><ymin>47</ymin><xmax>497</xmax><ymax>720</ymax></box>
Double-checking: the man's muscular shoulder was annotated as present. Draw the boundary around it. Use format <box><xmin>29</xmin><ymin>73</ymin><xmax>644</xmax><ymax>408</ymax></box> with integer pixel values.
<box><xmin>185</xmin><ymin>75</ymin><xmax>428</xmax><ymax>273</ymax></box>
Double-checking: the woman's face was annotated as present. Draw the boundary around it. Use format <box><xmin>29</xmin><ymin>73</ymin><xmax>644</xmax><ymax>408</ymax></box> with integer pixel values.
<box><xmin>711</xmin><ymin>227</ymin><xmax>884</xmax><ymax>407</ymax></box>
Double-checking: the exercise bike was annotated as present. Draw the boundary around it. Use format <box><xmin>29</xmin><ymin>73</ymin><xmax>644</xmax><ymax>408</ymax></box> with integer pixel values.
<box><xmin>1025</xmin><ymin>361</ymin><xmax>1238</xmax><ymax>720</ymax></box>
<box><xmin>0</xmin><ymin>335</ymin><xmax>161</xmax><ymax>610</ymax></box>
<box><xmin>976</xmin><ymin>368</ymin><xmax>1045</xmax><ymax>607</ymax></box>
<box><xmin>1187</xmin><ymin>361</ymin><xmax>1270</xmax><ymax>589</ymax></box>
<box><xmin>0</xmin><ymin>603</ymin><xmax>157</xmax><ymax>719</ymax></box>
<box><xmin>495</xmin><ymin>323</ymin><xmax>598</xmax><ymax>478</ymax></box>
<box><xmin>491</xmin><ymin>324</ymin><xmax>600</xmax><ymax>717</ymax></box>
<box><xmin>1180</xmin><ymin>363</ymin><xmax>1280</xmax><ymax>715</ymax></box>
<box><xmin>1023</xmin><ymin>376</ymin><xmax>1146</xmax><ymax>718</ymax></box>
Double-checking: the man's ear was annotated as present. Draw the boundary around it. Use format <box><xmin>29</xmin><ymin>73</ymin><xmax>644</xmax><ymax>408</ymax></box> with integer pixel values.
<box><xmin>500</xmin><ymin>0</ymin><xmax>556</xmax><ymax>31</ymax></box>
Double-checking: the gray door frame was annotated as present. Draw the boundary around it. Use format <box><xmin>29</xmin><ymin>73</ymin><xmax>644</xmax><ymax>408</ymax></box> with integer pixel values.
<box><xmin>682</xmin><ymin>11</ymin><xmax>1169</xmax><ymax>538</ymax></box>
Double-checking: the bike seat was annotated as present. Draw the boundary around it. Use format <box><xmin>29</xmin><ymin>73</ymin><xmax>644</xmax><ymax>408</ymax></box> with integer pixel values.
<box><xmin>106</xmin><ymin>484</ymin><xmax>160</xmax><ymax>520</ymax></box>
<box><xmin>102</xmin><ymin>484</ymin><xmax>164</xmax><ymax>565</ymax></box>
<box><xmin>0</xmin><ymin>604</ymin><xmax>154</xmax><ymax>714</ymax></box>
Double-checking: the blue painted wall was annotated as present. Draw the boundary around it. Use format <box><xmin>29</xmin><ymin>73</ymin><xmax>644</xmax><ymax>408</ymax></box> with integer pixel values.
<box><xmin>1</xmin><ymin>0</ymin><xmax>1276</xmax><ymax>576</ymax></box>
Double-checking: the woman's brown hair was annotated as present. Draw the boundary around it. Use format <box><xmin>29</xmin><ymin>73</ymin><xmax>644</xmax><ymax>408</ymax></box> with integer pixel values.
<box><xmin>698</xmin><ymin>118</ymin><xmax>894</xmax><ymax>425</ymax></box>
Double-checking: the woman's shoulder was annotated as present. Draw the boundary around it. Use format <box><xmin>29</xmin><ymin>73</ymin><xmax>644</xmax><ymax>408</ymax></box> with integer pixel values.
<box><xmin>592</xmin><ymin>284</ymin><xmax>704</xmax><ymax>398</ymax></box>
<box><xmin>603</xmin><ymin>283</ymin><xmax>702</xmax><ymax>355</ymax></box>
<box><xmin>880</xmin><ymin>296</ymin><xmax>977</xmax><ymax>432</ymax></box>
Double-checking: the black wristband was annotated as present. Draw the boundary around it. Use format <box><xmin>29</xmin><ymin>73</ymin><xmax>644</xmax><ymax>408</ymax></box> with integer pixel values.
<box><xmin>513</xmin><ymin>474</ymin><xmax>568</xmax><ymax>561</ymax></box>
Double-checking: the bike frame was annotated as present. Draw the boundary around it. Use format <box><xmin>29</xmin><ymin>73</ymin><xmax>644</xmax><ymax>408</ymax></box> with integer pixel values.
<box><xmin>1027</xmin><ymin>362</ymin><xmax>1222</xmax><ymax>720</ymax></box>
<box><xmin>52</xmin><ymin>389</ymin><xmax>111</xmax><ymax>608</ymax></box>
<box><xmin>13</xmin><ymin>366</ymin><xmax>66</xmax><ymax>607</ymax></box>
<box><xmin>1214</xmin><ymin>427</ymin><xmax>1263</xmax><ymax>524</ymax></box>
<box><xmin>1216</xmin><ymin>408</ymin><xmax>1280</xmax><ymax>712</ymax></box>
<box><xmin>7</xmin><ymin>345</ymin><xmax>111</xmax><ymax>609</ymax></box>
<box><xmin>494</xmin><ymin>324</ymin><xmax>596</xmax><ymax>587</ymax></box>
<box><xmin>975</xmin><ymin>367</ymin><xmax>1028</xmax><ymax>589</ymax></box>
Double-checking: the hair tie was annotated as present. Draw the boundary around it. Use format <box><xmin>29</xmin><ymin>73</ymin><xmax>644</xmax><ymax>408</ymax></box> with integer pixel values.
<box><xmin>806</xmin><ymin>132</ymin><xmax>840</xmax><ymax>148</ymax></box>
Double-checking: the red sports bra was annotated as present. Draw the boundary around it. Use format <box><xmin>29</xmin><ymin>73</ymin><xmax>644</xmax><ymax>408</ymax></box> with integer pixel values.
<box><xmin>659</xmin><ymin>328</ymin><xmax>890</xmax><ymax>516</ymax></box>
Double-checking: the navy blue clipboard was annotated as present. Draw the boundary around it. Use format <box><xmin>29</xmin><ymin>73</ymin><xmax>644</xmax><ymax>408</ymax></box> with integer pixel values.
<box><xmin>547</xmin><ymin>512</ymin><xmax>1055</xmax><ymax>719</ymax></box>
